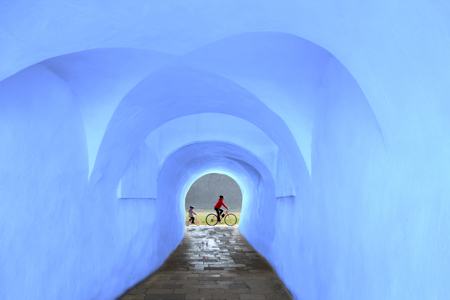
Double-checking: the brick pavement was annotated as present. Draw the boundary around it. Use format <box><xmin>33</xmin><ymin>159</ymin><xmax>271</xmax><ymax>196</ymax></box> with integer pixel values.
<box><xmin>119</xmin><ymin>226</ymin><xmax>292</xmax><ymax>300</ymax></box>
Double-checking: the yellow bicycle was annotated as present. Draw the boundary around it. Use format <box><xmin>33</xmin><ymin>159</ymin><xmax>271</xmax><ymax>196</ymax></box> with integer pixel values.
<box><xmin>206</xmin><ymin>210</ymin><xmax>237</xmax><ymax>226</ymax></box>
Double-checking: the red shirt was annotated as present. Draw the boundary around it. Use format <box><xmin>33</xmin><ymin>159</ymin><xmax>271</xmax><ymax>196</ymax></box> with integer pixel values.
<box><xmin>214</xmin><ymin>198</ymin><xmax>228</xmax><ymax>209</ymax></box>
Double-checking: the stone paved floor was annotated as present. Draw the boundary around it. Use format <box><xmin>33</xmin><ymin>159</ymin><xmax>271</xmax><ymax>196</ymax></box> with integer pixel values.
<box><xmin>119</xmin><ymin>226</ymin><xmax>292</xmax><ymax>300</ymax></box>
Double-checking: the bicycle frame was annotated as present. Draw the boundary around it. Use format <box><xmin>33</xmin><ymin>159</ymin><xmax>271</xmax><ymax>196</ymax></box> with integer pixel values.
<box><xmin>207</xmin><ymin>209</ymin><xmax>237</xmax><ymax>226</ymax></box>
<box><xmin>215</xmin><ymin>210</ymin><xmax>230</xmax><ymax>222</ymax></box>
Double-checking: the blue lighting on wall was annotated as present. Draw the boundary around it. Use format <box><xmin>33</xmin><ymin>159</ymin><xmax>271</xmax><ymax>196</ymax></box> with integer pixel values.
<box><xmin>1</xmin><ymin>1</ymin><xmax>449</xmax><ymax>299</ymax></box>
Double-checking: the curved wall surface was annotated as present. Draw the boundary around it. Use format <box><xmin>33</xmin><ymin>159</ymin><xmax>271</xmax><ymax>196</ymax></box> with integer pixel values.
<box><xmin>1</xmin><ymin>1</ymin><xmax>449</xmax><ymax>300</ymax></box>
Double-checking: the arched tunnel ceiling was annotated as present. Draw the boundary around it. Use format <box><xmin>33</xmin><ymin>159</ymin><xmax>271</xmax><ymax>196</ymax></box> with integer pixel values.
<box><xmin>2</xmin><ymin>0</ymin><xmax>448</xmax><ymax>147</ymax></box>
<box><xmin>40</xmin><ymin>33</ymin><xmax>333</xmax><ymax>175</ymax></box>
<box><xmin>118</xmin><ymin>113</ymin><xmax>297</xmax><ymax>200</ymax></box>
<box><xmin>158</xmin><ymin>141</ymin><xmax>274</xmax><ymax>207</ymax></box>
<box><xmin>90</xmin><ymin>61</ymin><xmax>310</xmax><ymax>192</ymax></box>
<box><xmin>145</xmin><ymin>113</ymin><xmax>278</xmax><ymax>175</ymax></box>
<box><xmin>39</xmin><ymin>32</ymin><xmax>377</xmax><ymax>184</ymax></box>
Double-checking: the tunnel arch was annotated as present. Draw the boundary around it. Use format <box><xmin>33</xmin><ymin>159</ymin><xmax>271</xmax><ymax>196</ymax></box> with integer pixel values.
<box><xmin>117</xmin><ymin>112</ymin><xmax>299</xmax><ymax>200</ymax></box>
<box><xmin>89</xmin><ymin>62</ymin><xmax>310</xmax><ymax>198</ymax></box>
<box><xmin>155</xmin><ymin>141</ymin><xmax>277</xmax><ymax>255</ymax></box>
<box><xmin>29</xmin><ymin>32</ymin><xmax>377</xmax><ymax>192</ymax></box>
<box><xmin>22</xmin><ymin>31</ymin><xmax>383</xmax><ymax>193</ymax></box>
<box><xmin>160</xmin><ymin>140</ymin><xmax>274</xmax><ymax>210</ymax></box>
<box><xmin>149</xmin><ymin>113</ymin><xmax>279</xmax><ymax>174</ymax></box>
<box><xmin>36</xmin><ymin>31</ymin><xmax>383</xmax><ymax>180</ymax></box>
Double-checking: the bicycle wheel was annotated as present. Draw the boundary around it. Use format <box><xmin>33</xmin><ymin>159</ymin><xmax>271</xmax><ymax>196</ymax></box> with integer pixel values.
<box><xmin>206</xmin><ymin>213</ymin><xmax>218</xmax><ymax>226</ymax></box>
<box><xmin>185</xmin><ymin>220</ymin><xmax>190</xmax><ymax>226</ymax></box>
<box><xmin>196</xmin><ymin>220</ymin><xmax>201</xmax><ymax>226</ymax></box>
<box><xmin>224</xmin><ymin>213</ymin><xmax>237</xmax><ymax>226</ymax></box>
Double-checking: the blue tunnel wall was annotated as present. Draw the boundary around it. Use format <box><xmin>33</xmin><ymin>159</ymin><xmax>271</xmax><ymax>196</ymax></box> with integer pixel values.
<box><xmin>1</xmin><ymin>1</ymin><xmax>450</xmax><ymax>299</ymax></box>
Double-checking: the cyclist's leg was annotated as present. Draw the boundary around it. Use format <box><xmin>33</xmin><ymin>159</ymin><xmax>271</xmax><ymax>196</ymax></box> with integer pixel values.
<box><xmin>190</xmin><ymin>217</ymin><xmax>195</xmax><ymax>224</ymax></box>
<box><xmin>215</xmin><ymin>207</ymin><xmax>221</xmax><ymax>222</ymax></box>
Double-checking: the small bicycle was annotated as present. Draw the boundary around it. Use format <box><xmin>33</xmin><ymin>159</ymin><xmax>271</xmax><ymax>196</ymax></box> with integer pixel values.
<box><xmin>185</xmin><ymin>214</ymin><xmax>201</xmax><ymax>226</ymax></box>
<box><xmin>206</xmin><ymin>210</ymin><xmax>237</xmax><ymax>226</ymax></box>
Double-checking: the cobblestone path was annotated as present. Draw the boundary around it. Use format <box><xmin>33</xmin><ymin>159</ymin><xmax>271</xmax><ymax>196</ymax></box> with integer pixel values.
<box><xmin>119</xmin><ymin>226</ymin><xmax>292</xmax><ymax>300</ymax></box>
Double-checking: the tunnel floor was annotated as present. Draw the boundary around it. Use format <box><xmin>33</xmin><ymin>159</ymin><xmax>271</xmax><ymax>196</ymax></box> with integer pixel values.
<box><xmin>119</xmin><ymin>226</ymin><xmax>292</xmax><ymax>300</ymax></box>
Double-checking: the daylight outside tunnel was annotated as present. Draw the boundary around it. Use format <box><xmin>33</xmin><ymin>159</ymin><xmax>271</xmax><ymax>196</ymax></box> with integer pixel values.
<box><xmin>185</xmin><ymin>173</ymin><xmax>242</xmax><ymax>210</ymax></box>
<box><xmin>1</xmin><ymin>1</ymin><xmax>450</xmax><ymax>299</ymax></box>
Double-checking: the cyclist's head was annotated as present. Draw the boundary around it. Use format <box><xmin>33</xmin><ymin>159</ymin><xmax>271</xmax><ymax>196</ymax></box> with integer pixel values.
<box><xmin>219</xmin><ymin>195</ymin><xmax>223</xmax><ymax>199</ymax></box>
<box><xmin>190</xmin><ymin>205</ymin><xmax>194</xmax><ymax>209</ymax></box>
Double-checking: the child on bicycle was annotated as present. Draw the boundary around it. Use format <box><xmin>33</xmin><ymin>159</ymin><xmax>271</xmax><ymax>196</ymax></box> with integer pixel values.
<box><xmin>214</xmin><ymin>195</ymin><xmax>229</xmax><ymax>224</ymax></box>
<box><xmin>188</xmin><ymin>205</ymin><xmax>197</xmax><ymax>224</ymax></box>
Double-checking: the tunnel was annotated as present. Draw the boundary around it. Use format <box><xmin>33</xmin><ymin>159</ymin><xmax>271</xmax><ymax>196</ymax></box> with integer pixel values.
<box><xmin>1</xmin><ymin>1</ymin><xmax>449</xmax><ymax>299</ymax></box>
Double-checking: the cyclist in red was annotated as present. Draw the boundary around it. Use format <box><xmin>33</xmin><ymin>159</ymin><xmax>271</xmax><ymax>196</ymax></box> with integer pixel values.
<box><xmin>214</xmin><ymin>195</ymin><xmax>229</xmax><ymax>224</ymax></box>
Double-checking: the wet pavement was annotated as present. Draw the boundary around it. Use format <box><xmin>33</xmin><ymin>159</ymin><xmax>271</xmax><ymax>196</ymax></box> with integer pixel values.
<box><xmin>119</xmin><ymin>226</ymin><xmax>292</xmax><ymax>300</ymax></box>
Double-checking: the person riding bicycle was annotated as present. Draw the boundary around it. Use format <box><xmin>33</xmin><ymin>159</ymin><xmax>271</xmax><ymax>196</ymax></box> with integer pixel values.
<box><xmin>214</xmin><ymin>195</ymin><xmax>229</xmax><ymax>224</ymax></box>
<box><xmin>188</xmin><ymin>205</ymin><xmax>197</xmax><ymax>224</ymax></box>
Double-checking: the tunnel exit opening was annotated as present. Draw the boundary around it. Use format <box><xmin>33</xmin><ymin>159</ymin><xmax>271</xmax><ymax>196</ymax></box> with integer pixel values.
<box><xmin>184</xmin><ymin>173</ymin><xmax>243</xmax><ymax>211</ymax></box>
<box><xmin>184</xmin><ymin>173</ymin><xmax>243</xmax><ymax>225</ymax></box>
